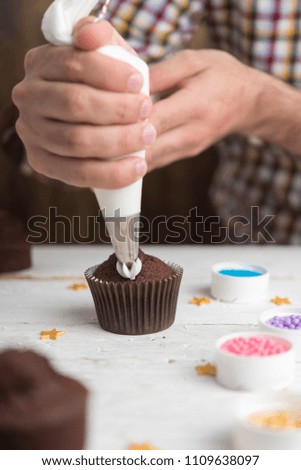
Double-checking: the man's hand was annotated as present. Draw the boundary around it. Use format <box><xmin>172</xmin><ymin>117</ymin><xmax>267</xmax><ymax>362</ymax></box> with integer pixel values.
<box><xmin>148</xmin><ymin>48</ymin><xmax>301</xmax><ymax>170</ymax></box>
<box><xmin>12</xmin><ymin>19</ymin><xmax>156</xmax><ymax>189</ymax></box>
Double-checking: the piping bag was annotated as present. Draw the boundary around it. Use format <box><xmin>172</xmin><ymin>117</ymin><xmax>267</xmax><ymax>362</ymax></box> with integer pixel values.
<box><xmin>41</xmin><ymin>0</ymin><xmax>149</xmax><ymax>280</ymax></box>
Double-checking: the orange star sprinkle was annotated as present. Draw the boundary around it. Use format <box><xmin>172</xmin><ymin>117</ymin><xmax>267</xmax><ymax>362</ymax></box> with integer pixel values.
<box><xmin>271</xmin><ymin>296</ymin><xmax>292</xmax><ymax>306</ymax></box>
<box><xmin>195</xmin><ymin>363</ymin><xmax>216</xmax><ymax>377</ymax></box>
<box><xmin>189</xmin><ymin>296</ymin><xmax>211</xmax><ymax>306</ymax></box>
<box><xmin>128</xmin><ymin>443</ymin><xmax>157</xmax><ymax>450</ymax></box>
<box><xmin>68</xmin><ymin>283</ymin><xmax>87</xmax><ymax>291</ymax></box>
<box><xmin>247</xmin><ymin>410</ymin><xmax>301</xmax><ymax>430</ymax></box>
<box><xmin>40</xmin><ymin>329</ymin><xmax>65</xmax><ymax>340</ymax></box>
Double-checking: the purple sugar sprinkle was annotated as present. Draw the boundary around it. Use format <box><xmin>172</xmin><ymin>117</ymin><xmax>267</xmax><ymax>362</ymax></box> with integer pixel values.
<box><xmin>267</xmin><ymin>314</ymin><xmax>301</xmax><ymax>330</ymax></box>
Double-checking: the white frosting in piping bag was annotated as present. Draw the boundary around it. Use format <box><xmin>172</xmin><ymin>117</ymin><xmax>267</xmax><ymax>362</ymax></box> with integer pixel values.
<box><xmin>116</xmin><ymin>258</ymin><xmax>142</xmax><ymax>281</ymax></box>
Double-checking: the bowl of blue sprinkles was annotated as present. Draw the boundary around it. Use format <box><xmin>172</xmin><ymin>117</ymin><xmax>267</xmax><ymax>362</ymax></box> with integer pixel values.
<box><xmin>211</xmin><ymin>261</ymin><xmax>269</xmax><ymax>303</ymax></box>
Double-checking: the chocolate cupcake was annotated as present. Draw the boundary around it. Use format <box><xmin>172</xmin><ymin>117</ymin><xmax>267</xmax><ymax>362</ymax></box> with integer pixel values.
<box><xmin>85</xmin><ymin>250</ymin><xmax>183</xmax><ymax>335</ymax></box>
<box><xmin>0</xmin><ymin>211</ymin><xmax>31</xmax><ymax>273</ymax></box>
<box><xmin>0</xmin><ymin>350</ymin><xmax>87</xmax><ymax>450</ymax></box>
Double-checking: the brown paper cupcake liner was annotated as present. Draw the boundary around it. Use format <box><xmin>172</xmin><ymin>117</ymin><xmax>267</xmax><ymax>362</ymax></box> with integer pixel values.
<box><xmin>85</xmin><ymin>262</ymin><xmax>183</xmax><ymax>335</ymax></box>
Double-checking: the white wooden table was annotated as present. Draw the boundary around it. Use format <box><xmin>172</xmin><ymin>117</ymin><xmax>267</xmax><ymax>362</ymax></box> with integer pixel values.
<box><xmin>1</xmin><ymin>245</ymin><xmax>301</xmax><ymax>450</ymax></box>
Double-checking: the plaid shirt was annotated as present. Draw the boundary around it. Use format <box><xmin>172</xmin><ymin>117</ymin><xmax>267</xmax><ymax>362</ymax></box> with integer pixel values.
<box><xmin>107</xmin><ymin>0</ymin><xmax>301</xmax><ymax>243</ymax></box>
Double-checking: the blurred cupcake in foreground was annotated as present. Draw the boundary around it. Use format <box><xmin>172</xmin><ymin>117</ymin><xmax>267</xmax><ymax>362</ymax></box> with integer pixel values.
<box><xmin>0</xmin><ymin>349</ymin><xmax>88</xmax><ymax>450</ymax></box>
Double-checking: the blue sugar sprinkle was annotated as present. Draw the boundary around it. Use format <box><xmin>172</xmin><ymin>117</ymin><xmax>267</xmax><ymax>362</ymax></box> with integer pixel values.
<box><xmin>219</xmin><ymin>269</ymin><xmax>262</xmax><ymax>278</ymax></box>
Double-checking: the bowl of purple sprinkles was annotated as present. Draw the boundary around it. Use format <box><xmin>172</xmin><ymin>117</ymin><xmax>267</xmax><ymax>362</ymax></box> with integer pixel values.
<box><xmin>260</xmin><ymin>307</ymin><xmax>301</xmax><ymax>358</ymax></box>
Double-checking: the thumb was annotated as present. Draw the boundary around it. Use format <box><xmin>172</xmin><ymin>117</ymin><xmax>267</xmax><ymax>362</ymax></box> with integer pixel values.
<box><xmin>73</xmin><ymin>17</ymin><xmax>136</xmax><ymax>54</ymax></box>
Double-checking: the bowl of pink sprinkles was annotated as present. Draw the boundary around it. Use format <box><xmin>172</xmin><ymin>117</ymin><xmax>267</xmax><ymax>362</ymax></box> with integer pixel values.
<box><xmin>215</xmin><ymin>332</ymin><xmax>295</xmax><ymax>391</ymax></box>
<box><xmin>220</xmin><ymin>334</ymin><xmax>290</xmax><ymax>357</ymax></box>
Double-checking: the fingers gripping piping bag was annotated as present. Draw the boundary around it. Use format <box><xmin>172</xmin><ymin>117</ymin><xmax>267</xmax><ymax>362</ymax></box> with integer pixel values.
<box><xmin>42</xmin><ymin>0</ymin><xmax>149</xmax><ymax>280</ymax></box>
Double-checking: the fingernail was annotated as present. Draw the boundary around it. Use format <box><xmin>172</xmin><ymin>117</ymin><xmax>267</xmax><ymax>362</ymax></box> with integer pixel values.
<box><xmin>135</xmin><ymin>159</ymin><xmax>147</xmax><ymax>176</ymax></box>
<box><xmin>139</xmin><ymin>98</ymin><xmax>152</xmax><ymax>119</ymax></box>
<box><xmin>127</xmin><ymin>73</ymin><xmax>143</xmax><ymax>92</ymax></box>
<box><xmin>143</xmin><ymin>123</ymin><xmax>157</xmax><ymax>145</ymax></box>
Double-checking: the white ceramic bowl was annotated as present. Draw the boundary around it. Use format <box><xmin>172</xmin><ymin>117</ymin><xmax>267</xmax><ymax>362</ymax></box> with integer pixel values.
<box><xmin>232</xmin><ymin>391</ymin><xmax>301</xmax><ymax>449</ymax></box>
<box><xmin>260</xmin><ymin>307</ymin><xmax>301</xmax><ymax>359</ymax></box>
<box><xmin>215</xmin><ymin>331</ymin><xmax>295</xmax><ymax>391</ymax></box>
<box><xmin>211</xmin><ymin>262</ymin><xmax>269</xmax><ymax>303</ymax></box>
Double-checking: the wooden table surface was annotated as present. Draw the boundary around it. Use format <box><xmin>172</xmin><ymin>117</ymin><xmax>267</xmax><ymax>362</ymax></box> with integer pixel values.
<box><xmin>1</xmin><ymin>245</ymin><xmax>301</xmax><ymax>450</ymax></box>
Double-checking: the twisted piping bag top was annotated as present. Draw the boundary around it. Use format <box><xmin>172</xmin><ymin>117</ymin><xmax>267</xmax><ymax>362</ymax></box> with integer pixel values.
<box><xmin>41</xmin><ymin>0</ymin><xmax>101</xmax><ymax>45</ymax></box>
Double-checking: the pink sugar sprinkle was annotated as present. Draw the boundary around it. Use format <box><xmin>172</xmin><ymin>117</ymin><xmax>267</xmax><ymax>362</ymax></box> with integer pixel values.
<box><xmin>220</xmin><ymin>335</ymin><xmax>289</xmax><ymax>356</ymax></box>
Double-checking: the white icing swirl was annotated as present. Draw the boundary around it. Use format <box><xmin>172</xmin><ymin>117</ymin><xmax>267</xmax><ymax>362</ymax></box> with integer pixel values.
<box><xmin>116</xmin><ymin>258</ymin><xmax>142</xmax><ymax>280</ymax></box>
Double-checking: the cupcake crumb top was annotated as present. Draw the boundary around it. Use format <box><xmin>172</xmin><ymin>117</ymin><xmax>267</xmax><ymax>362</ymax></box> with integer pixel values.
<box><xmin>94</xmin><ymin>250</ymin><xmax>173</xmax><ymax>283</ymax></box>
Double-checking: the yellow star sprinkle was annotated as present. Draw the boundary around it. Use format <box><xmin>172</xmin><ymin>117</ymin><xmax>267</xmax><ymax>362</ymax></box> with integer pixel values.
<box><xmin>189</xmin><ymin>296</ymin><xmax>211</xmax><ymax>306</ymax></box>
<box><xmin>195</xmin><ymin>363</ymin><xmax>216</xmax><ymax>377</ymax></box>
<box><xmin>248</xmin><ymin>410</ymin><xmax>301</xmax><ymax>430</ymax></box>
<box><xmin>271</xmin><ymin>296</ymin><xmax>292</xmax><ymax>306</ymax></box>
<box><xmin>40</xmin><ymin>329</ymin><xmax>65</xmax><ymax>340</ymax></box>
<box><xmin>68</xmin><ymin>283</ymin><xmax>87</xmax><ymax>291</ymax></box>
<box><xmin>128</xmin><ymin>443</ymin><xmax>157</xmax><ymax>450</ymax></box>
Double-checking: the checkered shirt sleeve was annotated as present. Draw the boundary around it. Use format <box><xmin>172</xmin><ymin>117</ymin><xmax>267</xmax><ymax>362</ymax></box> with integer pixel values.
<box><xmin>107</xmin><ymin>0</ymin><xmax>204</xmax><ymax>62</ymax></box>
<box><xmin>205</xmin><ymin>0</ymin><xmax>301</xmax><ymax>86</ymax></box>
<box><xmin>205</xmin><ymin>1</ymin><xmax>301</xmax><ymax>243</ymax></box>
